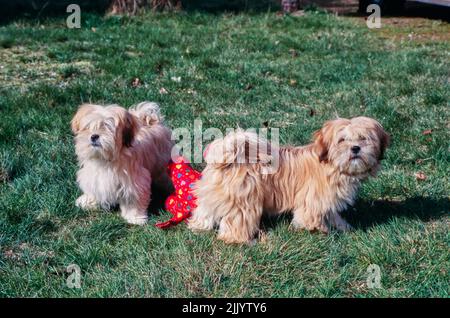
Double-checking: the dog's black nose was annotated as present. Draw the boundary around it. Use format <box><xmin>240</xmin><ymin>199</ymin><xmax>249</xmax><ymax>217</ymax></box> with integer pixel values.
<box><xmin>351</xmin><ymin>145</ymin><xmax>361</xmax><ymax>154</ymax></box>
<box><xmin>91</xmin><ymin>134</ymin><xmax>100</xmax><ymax>142</ymax></box>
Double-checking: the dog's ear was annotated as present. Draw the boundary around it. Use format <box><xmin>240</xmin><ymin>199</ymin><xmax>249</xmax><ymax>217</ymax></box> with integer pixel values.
<box><xmin>352</xmin><ymin>116</ymin><xmax>390</xmax><ymax>161</ymax></box>
<box><xmin>313</xmin><ymin>121</ymin><xmax>333</xmax><ymax>162</ymax></box>
<box><xmin>376</xmin><ymin>125</ymin><xmax>390</xmax><ymax>161</ymax></box>
<box><xmin>121</xmin><ymin>110</ymin><xmax>138</xmax><ymax>148</ymax></box>
<box><xmin>106</xmin><ymin>106</ymin><xmax>139</xmax><ymax>148</ymax></box>
<box><xmin>71</xmin><ymin>104</ymin><xmax>96</xmax><ymax>134</ymax></box>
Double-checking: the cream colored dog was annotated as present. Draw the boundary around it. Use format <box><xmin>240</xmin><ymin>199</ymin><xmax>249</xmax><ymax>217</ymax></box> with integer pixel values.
<box><xmin>188</xmin><ymin>117</ymin><xmax>389</xmax><ymax>243</ymax></box>
<box><xmin>71</xmin><ymin>102</ymin><xmax>173</xmax><ymax>225</ymax></box>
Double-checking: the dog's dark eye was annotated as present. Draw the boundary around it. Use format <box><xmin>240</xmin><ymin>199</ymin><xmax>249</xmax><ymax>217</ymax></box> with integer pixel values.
<box><xmin>359</xmin><ymin>136</ymin><xmax>367</xmax><ymax>141</ymax></box>
<box><xmin>338</xmin><ymin>138</ymin><xmax>345</xmax><ymax>144</ymax></box>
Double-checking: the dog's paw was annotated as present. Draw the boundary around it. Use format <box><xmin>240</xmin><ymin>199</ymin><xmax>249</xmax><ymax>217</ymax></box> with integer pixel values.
<box><xmin>217</xmin><ymin>232</ymin><xmax>252</xmax><ymax>245</ymax></box>
<box><xmin>187</xmin><ymin>217</ymin><xmax>215</xmax><ymax>232</ymax></box>
<box><xmin>290</xmin><ymin>221</ymin><xmax>305</xmax><ymax>231</ymax></box>
<box><xmin>122</xmin><ymin>214</ymin><xmax>148</xmax><ymax>226</ymax></box>
<box><xmin>76</xmin><ymin>194</ymin><xmax>98</xmax><ymax>210</ymax></box>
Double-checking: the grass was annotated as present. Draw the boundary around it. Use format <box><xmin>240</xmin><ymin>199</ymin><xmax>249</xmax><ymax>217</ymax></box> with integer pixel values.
<box><xmin>0</xmin><ymin>10</ymin><xmax>449</xmax><ymax>297</ymax></box>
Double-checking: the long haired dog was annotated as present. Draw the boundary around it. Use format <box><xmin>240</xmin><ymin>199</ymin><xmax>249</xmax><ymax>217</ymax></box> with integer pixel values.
<box><xmin>71</xmin><ymin>102</ymin><xmax>173</xmax><ymax>225</ymax></box>
<box><xmin>188</xmin><ymin>117</ymin><xmax>389</xmax><ymax>244</ymax></box>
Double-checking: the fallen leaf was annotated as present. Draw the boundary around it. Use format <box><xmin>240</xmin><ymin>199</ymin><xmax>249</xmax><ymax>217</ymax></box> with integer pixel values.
<box><xmin>422</xmin><ymin>129</ymin><xmax>433</xmax><ymax>135</ymax></box>
<box><xmin>171</xmin><ymin>76</ymin><xmax>181</xmax><ymax>83</ymax></box>
<box><xmin>289</xmin><ymin>49</ymin><xmax>298</xmax><ymax>57</ymax></box>
<box><xmin>289</xmin><ymin>79</ymin><xmax>297</xmax><ymax>86</ymax></box>
<box><xmin>415</xmin><ymin>171</ymin><xmax>427</xmax><ymax>181</ymax></box>
<box><xmin>159</xmin><ymin>87</ymin><xmax>168</xmax><ymax>94</ymax></box>
<box><xmin>131</xmin><ymin>77</ymin><xmax>141</xmax><ymax>87</ymax></box>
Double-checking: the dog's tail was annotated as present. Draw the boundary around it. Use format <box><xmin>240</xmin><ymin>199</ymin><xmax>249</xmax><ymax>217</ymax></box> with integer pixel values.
<box><xmin>130</xmin><ymin>102</ymin><xmax>162</xmax><ymax>126</ymax></box>
<box><xmin>204</xmin><ymin>129</ymin><xmax>276</xmax><ymax>171</ymax></box>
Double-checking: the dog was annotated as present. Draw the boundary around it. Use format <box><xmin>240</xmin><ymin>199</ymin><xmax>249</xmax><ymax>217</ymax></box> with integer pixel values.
<box><xmin>188</xmin><ymin>117</ymin><xmax>389</xmax><ymax>244</ymax></box>
<box><xmin>71</xmin><ymin>102</ymin><xmax>173</xmax><ymax>225</ymax></box>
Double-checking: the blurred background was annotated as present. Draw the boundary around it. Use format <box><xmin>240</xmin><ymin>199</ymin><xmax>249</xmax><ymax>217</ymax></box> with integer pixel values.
<box><xmin>1</xmin><ymin>0</ymin><xmax>449</xmax><ymax>21</ymax></box>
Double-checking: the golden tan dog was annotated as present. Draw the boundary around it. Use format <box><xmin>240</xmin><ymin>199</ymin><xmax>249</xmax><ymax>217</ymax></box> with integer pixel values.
<box><xmin>71</xmin><ymin>102</ymin><xmax>173</xmax><ymax>225</ymax></box>
<box><xmin>188</xmin><ymin>117</ymin><xmax>389</xmax><ymax>244</ymax></box>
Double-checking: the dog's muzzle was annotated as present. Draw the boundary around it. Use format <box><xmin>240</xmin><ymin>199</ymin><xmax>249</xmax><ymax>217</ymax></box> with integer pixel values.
<box><xmin>90</xmin><ymin>134</ymin><xmax>101</xmax><ymax>147</ymax></box>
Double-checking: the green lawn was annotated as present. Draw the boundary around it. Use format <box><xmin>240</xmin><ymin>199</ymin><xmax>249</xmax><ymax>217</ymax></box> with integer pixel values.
<box><xmin>0</xmin><ymin>10</ymin><xmax>449</xmax><ymax>297</ymax></box>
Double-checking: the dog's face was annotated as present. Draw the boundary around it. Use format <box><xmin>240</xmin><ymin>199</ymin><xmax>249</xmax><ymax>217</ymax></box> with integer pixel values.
<box><xmin>71</xmin><ymin>104</ymin><xmax>137</xmax><ymax>161</ymax></box>
<box><xmin>313</xmin><ymin>117</ymin><xmax>389</xmax><ymax>177</ymax></box>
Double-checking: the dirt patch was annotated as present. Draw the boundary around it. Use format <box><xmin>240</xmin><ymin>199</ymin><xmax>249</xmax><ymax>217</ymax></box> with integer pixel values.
<box><xmin>353</xmin><ymin>16</ymin><xmax>450</xmax><ymax>42</ymax></box>
<box><xmin>377</xmin><ymin>18</ymin><xmax>450</xmax><ymax>42</ymax></box>
<box><xmin>0</xmin><ymin>45</ymin><xmax>94</xmax><ymax>91</ymax></box>
<box><xmin>2</xmin><ymin>242</ymin><xmax>55</xmax><ymax>264</ymax></box>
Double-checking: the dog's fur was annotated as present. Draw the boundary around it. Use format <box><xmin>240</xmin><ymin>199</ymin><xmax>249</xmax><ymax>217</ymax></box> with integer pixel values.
<box><xmin>71</xmin><ymin>102</ymin><xmax>173</xmax><ymax>225</ymax></box>
<box><xmin>188</xmin><ymin>117</ymin><xmax>389</xmax><ymax>243</ymax></box>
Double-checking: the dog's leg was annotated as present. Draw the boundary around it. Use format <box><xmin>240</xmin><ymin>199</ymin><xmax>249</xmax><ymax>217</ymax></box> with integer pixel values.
<box><xmin>120</xmin><ymin>202</ymin><xmax>149</xmax><ymax>225</ymax></box>
<box><xmin>119</xmin><ymin>175</ymin><xmax>151</xmax><ymax>226</ymax></box>
<box><xmin>291</xmin><ymin>207</ymin><xmax>329</xmax><ymax>234</ymax></box>
<box><xmin>187</xmin><ymin>203</ymin><xmax>217</xmax><ymax>232</ymax></box>
<box><xmin>290</xmin><ymin>210</ymin><xmax>307</xmax><ymax>230</ymax></box>
<box><xmin>76</xmin><ymin>194</ymin><xmax>98</xmax><ymax>210</ymax></box>
<box><xmin>187</xmin><ymin>174</ymin><xmax>223</xmax><ymax>232</ymax></box>
<box><xmin>217</xmin><ymin>205</ymin><xmax>263</xmax><ymax>244</ymax></box>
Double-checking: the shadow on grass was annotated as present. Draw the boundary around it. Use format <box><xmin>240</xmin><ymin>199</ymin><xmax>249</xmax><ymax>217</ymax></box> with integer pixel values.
<box><xmin>345</xmin><ymin>196</ymin><xmax>449</xmax><ymax>231</ymax></box>
<box><xmin>261</xmin><ymin>196</ymin><xmax>449</xmax><ymax>232</ymax></box>
<box><xmin>147</xmin><ymin>182</ymin><xmax>172</xmax><ymax>216</ymax></box>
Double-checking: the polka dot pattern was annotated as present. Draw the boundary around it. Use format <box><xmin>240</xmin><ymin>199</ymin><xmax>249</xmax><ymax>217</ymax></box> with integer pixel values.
<box><xmin>155</xmin><ymin>156</ymin><xmax>201</xmax><ymax>229</ymax></box>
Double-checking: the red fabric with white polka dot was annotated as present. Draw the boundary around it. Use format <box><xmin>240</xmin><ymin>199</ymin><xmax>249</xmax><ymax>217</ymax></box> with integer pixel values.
<box><xmin>155</xmin><ymin>157</ymin><xmax>202</xmax><ymax>229</ymax></box>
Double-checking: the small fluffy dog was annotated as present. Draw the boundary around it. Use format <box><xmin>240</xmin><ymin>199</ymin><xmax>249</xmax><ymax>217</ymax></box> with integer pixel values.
<box><xmin>188</xmin><ymin>117</ymin><xmax>389</xmax><ymax>243</ymax></box>
<box><xmin>71</xmin><ymin>102</ymin><xmax>173</xmax><ymax>225</ymax></box>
